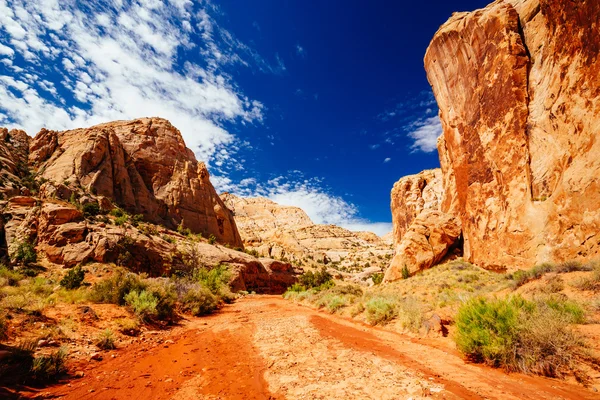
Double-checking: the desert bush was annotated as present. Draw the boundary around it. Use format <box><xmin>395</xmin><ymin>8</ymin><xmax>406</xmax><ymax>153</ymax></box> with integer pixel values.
<box><xmin>193</xmin><ymin>265</ymin><xmax>231</xmax><ymax>296</ymax></box>
<box><xmin>124</xmin><ymin>290</ymin><xmax>158</xmax><ymax>321</ymax></box>
<box><xmin>0</xmin><ymin>265</ymin><xmax>24</xmax><ymax>286</ymax></box>
<box><xmin>60</xmin><ymin>265</ymin><xmax>85</xmax><ymax>289</ymax></box>
<box><xmin>245</xmin><ymin>248</ymin><xmax>259</xmax><ymax>258</ymax></box>
<box><xmin>114</xmin><ymin>215</ymin><xmax>129</xmax><ymax>226</ymax></box>
<box><xmin>96</xmin><ymin>329</ymin><xmax>116</xmax><ymax>350</ymax></box>
<box><xmin>541</xmin><ymin>295</ymin><xmax>585</xmax><ymax>324</ymax></box>
<box><xmin>116</xmin><ymin>317</ymin><xmax>141</xmax><ymax>336</ymax></box>
<box><xmin>322</xmin><ymin>295</ymin><xmax>346</xmax><ymax>313</ymax></box>
<box><xmin>365</xmin><ymin>296</ymin><xmax>397</xmax><ymax>325</ymax></box>
<box><xmin>455</xmin><ymin>295</ymin><xmax>585</xmax><ymax>376</ymax></box>
<box><xmin>31</xmin><ymin>347</ymin><xmax>68</xmax><ymax>380</ymax></box>
<box><xmin>372</xmin><ymin>273</ymin><xmax>384</xmax><ymax>285</ymax></box>
<box><xmin>89</xmin><ymin>270</ymin><xmax>147</xmax><ymax>305</ymax></box>
<box><xmin>511</xmin><ymin>261</ymin><xmax>594</xmax><ymax>288</ymax></box>
<box><xmin>397</xmin><ymin>298</ymin><xmax>425</xmax><ymax>332</ymax></box>
<box><xmin>110</xmin><ymin>208</ymin><xmax>125</xmax><ymax>217</ymax></box>
<box><xmin>208</xmin><ymin>234</ymin><xmax>217</xmax><ymax>245</ymax></box>
<box><xmin>131</xmin><ymin>214</ymin><xmax>144</xmax><ymax>227</ymax></box>
<box><xmin>286</xmin><ymin>283</ymin><xmax>306</xmax><ymax>293</ymax></box>
<box><xmin>179</xmin><ymin>284</ymin><xmax>218</xmax><ymax>316</ymax></box>
<box><xmin>401</xmin><ymin>265</ymin><xmax>410</xmax><ymax>279</ymax></box>
<box><xmin>144</xmin><ymin>280</ymin><xmax>177</xmax><ymax>320</ymax></box>
<box><xmin>572</xmin><ymin>267</ymin><xmax>600</xmax><ymax>291</ymax></box>
<box><xmin>298</xmin><ymin>267</ymin><xmax>332</xmax><ymax>289</ymax></box>
<box><xmin>82</xmin><ymin>202</ymin><xmax>100</xmax><ymax>217</ymax></box>
<box><xmin>12</xmin><ymin>240</ymin><xmax>37</xmax><ymax>265</ymax></box>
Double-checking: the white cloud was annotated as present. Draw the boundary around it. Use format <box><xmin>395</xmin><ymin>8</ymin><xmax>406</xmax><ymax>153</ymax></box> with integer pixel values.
<box><xmin>296</xmin><ymin>44</ymin><xmax>305</xmax><ymax>58</ymax></box>
<box><xmin>0</xmin><ymin>0</ymin><xmax>280</xmax><ymax>165</ymax></box>
<box><xmin>213</xmin><ymin>173</ymin><xmax>392</xmax><ymax>236</ymax></box>
<box><xmin>383</xmin><ymin>157</ymin><xmax>391</xmax><ymax>163</ymax></box>
<box><xmin>407</xmin><ymin>115</ymin><xmax>442</xmax><ymax>153</ymax></box>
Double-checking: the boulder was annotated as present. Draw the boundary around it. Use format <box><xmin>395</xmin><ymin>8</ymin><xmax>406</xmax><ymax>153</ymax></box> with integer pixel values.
<box><xmin>390</xmin><ymin>169</ymin><xmax>443</xmax><ymax>244</ymax></box>
<box><xmin>384</xmin><ymin>210</ymin><xmax>461</xmax><ymax>281</ymax></box>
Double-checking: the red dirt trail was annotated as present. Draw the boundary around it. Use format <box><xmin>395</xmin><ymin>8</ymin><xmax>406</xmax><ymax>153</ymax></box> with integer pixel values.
<box><xmin>12</xmin><ymin>296</ymin><xmax>599</xmax><ymax>399</ymax></box>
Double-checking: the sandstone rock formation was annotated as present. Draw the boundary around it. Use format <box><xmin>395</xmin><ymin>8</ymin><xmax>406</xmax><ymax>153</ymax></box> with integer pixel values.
<box><xmin>384</xmin><ymin>210</ymin><xmax>461</xmax><ymax>281</ymax></box>
<box><xmin>29</xmin><ymin>118</ymin><xmax>242</xmax><ymax>248</ymax></box>
<box><xmin>0</xmin><ymin>128</ymin><xmax>30</xmax><ymax>199</ymax></box>
<box><xmin>385</xmin><ymin>169</ymin><xmax>462</xmax><ymax>281</ymax></box>
<box><xmin>0</xmin><ymin>118</ymin><xmax>299</xmax><ymax>294</ymax></box>
<box><xmin>418</xmin><ymin>0</ymin><xmax>600</xmax><ymax>271</ymax></box>
<box><xmin>221</xmin><ymin>193</ymin><xmax>393</xmax><ymax>271</ymax></box>
<box><xmin>390</xmin><ymin>169</ymin><xmax>443</xmax><ymax>242</ymax></box>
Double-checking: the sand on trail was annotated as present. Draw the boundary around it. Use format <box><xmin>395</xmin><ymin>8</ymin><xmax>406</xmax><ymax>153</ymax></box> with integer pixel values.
<box><xmin>23</xmin><ymin>296</ymin><xmax>598</xmax><ymax>399</ymax></box>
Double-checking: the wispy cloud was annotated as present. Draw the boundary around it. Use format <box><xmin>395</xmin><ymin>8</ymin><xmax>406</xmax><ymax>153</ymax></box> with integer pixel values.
<box><xmin>407</xmin><ymin>115</ymin><xmax>442</xmax><ymax>153</ymax></box>
<box><xmin>213</xmin><ymin>173</ymin><xmax>392</xmax><ymax>236</ymax></box>
<box><xmin>383</xmin><ymin>157</ymin><xmax>391</xmax><ymax>163</ymax></box>
<box><xmin>296</xmin><ymin>44</ymin><xmax>306</xmax><ymax>58</ymax></box>
<box><xmin>373</xmin><ymin>90</ymin><xmax>441</xmax><ymax>153</ymax></box>
<box><xmin>0</xmin><ymin>0</ymin><xmax>281</xmax><ymax>165</ymax></box>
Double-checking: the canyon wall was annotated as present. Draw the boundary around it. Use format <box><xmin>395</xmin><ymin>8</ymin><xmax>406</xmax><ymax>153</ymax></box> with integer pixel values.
<box><xmin>421</xmin><ymin>0</ymin><xmax>600</xmax><ymax>271</ymax></box>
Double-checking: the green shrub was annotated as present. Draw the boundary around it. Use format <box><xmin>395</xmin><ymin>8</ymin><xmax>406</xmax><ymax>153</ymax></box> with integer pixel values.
<box><xmin>82</xmin><ymin>202</ymin><xmax>100</xmax><ymax>217</ymax></box>
<box><xmin>96</xmin><ymin>329</ymin><xmax>116</xmax><ymax>350</ymax></box>
<box><xmin>110</xmin><ymin>208</ymin><xmax>125</xmax><ymax>217</ymax></box>
<box><xmin>372</xmin><ymin>273</ymin><xmax>384</xmax><ymax>285</ymax></box>
<box><xmin>60</xmin><ymin>265</ymin><xmax>85</xmax><ymax>289</ymax></box>
<box><xmin>125</xmin><ymin>290</ymin><xmax>158</xmax><ymax>321</ymax></box>
<box><xmin>572</xmin><ymin>267</ymin><xmax>600</xmax><ymax>291</ymax></box>
<box><xmin>455</xmin><ymin>295</ymin><xmax>584</xmax><ymax>376</ymax></box>
<box><xmin>144</xmin><ymin>280</ymin><xmax>177</xmax><ymax>321</ymax></box>
<box><xmin>365</xmin><ymin>297</ymin><xmax>397</xmax><ymax>325</ymax></box>
<box><xmin>401</xmin><ymin>265</ymin><xmax>410</xmax><ymax>279</ymax></box>
<box><xmin>542</xmin><ymin>295</ymin><xmax>585</xmax><ymax>324</ymax></box>
<box><xmin>31</xmin><ymin>347</ymin><xmax>67</xmax><ymax>380</ymax></box>
<box><xmin>321</xmin><ymin>295</ymin><xmax>346</xmax><ymax>313</ymax></box>
<box><xmin>116</xmin><ymin>318</ymin><xmax>141</xmax><ymax>336</ymax></box>
<box><xmin>0</xmin><ymin>265</ymin><xmax>24</xmax><ymax>286</ymax></box>
<box><xmin>298</xmin><ymin>267</ymin><xmax>332</xmax><ymax>289</ymax></box>
<box><xmin>397</xmin><ymin>298</ymin><xmax>425</xmax><ymax>332</ymax></box>
<box><xmin>179</xmin><ymin>284</ymin><xmax>218</xmax><ymax>316</ymax></box>
<box><xmin>286</xmin><ymin>283</ymin><xmax>306</xmax><ymax>293</ymax></box>
<box><xmin>114</xmin><ymin>215</ymin><xmax>129</xmax><ymax>226</ymax></box>
<box><xmin>245</xmin><ymin>249</ymin><xmax>259</xmax><ymax>258</ymax></box>
<box><xmin>208</xmin><ymin>234</ymin><xmax>217</xmax><ymax>245</ymax></box>
<box><xmin>90</xmin><ymin>271</ymin><xmax>147</xmax><ymax>305</ymax></box>
<box><xmin>132</xmin><ymin>214</ymin><xmax>144</xmax><ymax>227</ymax></box>
<box><xmin>193</xmin><ymin>265</ymin><xmax>230</xmax><ymax>295</ymax></box>
<box><xmin>12</xmin><ymin>240</ymin><xmax>37</xmax><ymax>265</ymax></box>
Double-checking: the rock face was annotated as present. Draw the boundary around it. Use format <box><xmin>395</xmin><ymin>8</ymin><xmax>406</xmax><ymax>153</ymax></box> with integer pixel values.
<box><xmin>29</xmin><ymin>118</ymin><xmax>242</xmax><ymax>248</ymax></box>
<box><xmin>221</xmin><ymin>193</ymin><xmax>393</xmax><ymax>269</ymax></box>
<box><xmin>385</xmin><ymin>169</ymin><xmax>461</xmax><ymax>281</ymax></box>
<box><xmin>422</xmin><ymin>0</ymin><xmax>600</xmax><ymax>271</ymax></box>
<box><xmin>384</xmin><ymin>210</ymin><xmax>461</xmax><ymax>281</ymax></box>
<box><xmin>0</xmin><ymin>128</ymin><xmax>30</xmax><ymax>199</ymax></box>
<box><xmin>390</xmin><ymin>169</ymin><xmax>443</xmax><ymax>242</ymax></box>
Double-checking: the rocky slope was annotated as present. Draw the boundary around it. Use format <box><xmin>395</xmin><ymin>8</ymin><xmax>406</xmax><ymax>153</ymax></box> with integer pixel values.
<box><xmin>0</xmin><ymin>118</ymin><xmax>297</xmax><ymax>293</ymax></box>
<box><xmin>221</xmin><ymin>193</ymin><xmax>393</xmax><ymax>273</ymax></box>
<box><xmin>388</xmin><ymin>0</ymin><xmax>600</xmax><ymax>279</ymax></box>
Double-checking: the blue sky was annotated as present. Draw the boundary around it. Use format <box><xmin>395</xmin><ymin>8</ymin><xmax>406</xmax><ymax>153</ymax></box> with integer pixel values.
<box><xmin>0</xmin><ymin>0</ymin><xmax>489</xmax><ymax>235</ymax></box>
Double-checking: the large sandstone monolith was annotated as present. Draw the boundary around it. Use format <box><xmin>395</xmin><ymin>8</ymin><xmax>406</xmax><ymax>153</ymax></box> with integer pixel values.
<box><xmin>28</xmin><ymin>118</ymin><xmax>243</xmax><ymax>248</ymax></box>
<box><xmin>424</xmin><ymin>0</ymin><xmax>600</xmax><ymax>271</ymax></box>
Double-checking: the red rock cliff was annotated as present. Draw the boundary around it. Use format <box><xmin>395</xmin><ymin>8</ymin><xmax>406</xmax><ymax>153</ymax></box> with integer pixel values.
<box><xmin>29</xmin><ymin>118</ymin><xmax>243</xmax><ymax>248</ymax></box>
<box><xmin>424</xmin><ymin>0</ymin><xmax>600</xmax><ymax>271</ymax></box>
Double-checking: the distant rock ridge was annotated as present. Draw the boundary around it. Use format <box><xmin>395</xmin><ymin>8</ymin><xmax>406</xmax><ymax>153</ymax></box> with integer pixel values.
<box><xmin>221</xmin><ymin>193</ymin><xmax>392</xmax><ymax>267</ymax></box>
<box><xmin>387</xmin><ymin>0</ymin><xmax>600</xmax><ymax>279</ymax></box>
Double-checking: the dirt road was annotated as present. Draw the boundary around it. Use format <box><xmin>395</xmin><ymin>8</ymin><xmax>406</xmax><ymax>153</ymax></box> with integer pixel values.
<box><xmin>25</xmin><ymin>296</ymin><xmax>598</xmax><ymax>399</ymax></box>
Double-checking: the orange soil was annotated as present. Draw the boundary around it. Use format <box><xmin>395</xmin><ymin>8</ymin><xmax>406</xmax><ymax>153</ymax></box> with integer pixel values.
<box><xmin>10</xmin><ymin>296</ymin><xmax>599</xmax><ymax>399</ymax></box>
